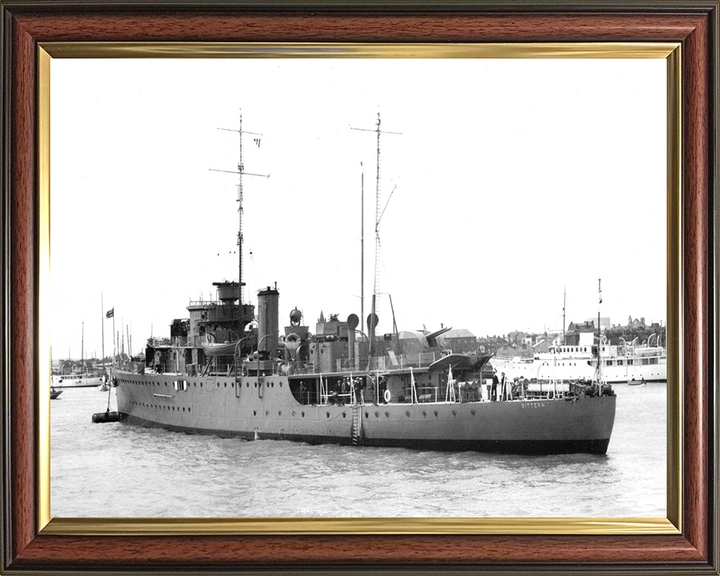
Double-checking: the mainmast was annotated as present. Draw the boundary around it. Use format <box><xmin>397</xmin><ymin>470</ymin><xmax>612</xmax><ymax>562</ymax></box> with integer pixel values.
<box><xmin>211</xmin><ymin>110</ymin><xmax>269</xmax><ymax>339</ymax></box>
<box><xmin>360</xmin><ymin>163</ymin><xmax>364</xmax><ymax>330</ymax></box>
<box><xmin>351</xmin><ymin>112</ymin><xmax>401</xmax><ymax>355</ymax></box>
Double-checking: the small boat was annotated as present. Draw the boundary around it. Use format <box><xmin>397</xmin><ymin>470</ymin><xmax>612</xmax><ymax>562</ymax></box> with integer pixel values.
<box><xmin>50</xmin><ymin>386</ymin><xmax>63</xmax><ymax>399</ymax></box>
<box><xmin>55</xmin><ymin>373</ymin><xmax>104</xmax><ymax>388</ymax></box>
<box><xmin>627</xmin><ymin>378</ymin><xmax>647</xmax><ymax>387</ymax></box>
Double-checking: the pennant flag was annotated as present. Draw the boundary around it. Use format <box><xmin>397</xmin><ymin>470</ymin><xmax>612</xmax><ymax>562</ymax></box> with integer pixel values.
<box><xmin>106</xmin><ymin>308</ymin><xmax>114</xmax><ymax>318</ymax></box>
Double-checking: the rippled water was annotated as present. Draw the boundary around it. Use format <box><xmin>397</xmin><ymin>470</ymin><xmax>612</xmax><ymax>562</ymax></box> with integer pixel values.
<box><xmin>51</xmin><ymin>383</ymin><xmax>666</xmax><ymax>517</ymax></box>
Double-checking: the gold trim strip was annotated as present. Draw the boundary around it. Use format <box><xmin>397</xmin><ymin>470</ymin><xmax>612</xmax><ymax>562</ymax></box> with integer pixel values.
<box><xmin>37</xmin><ymin>46</ymin><xmax>52</xmax><ymax>532</ymax></box>
<box><xmin>39</xmin><ymin>42</ymin><xmax>679</xmax><ymax>59</ymax></box>
<box><xmin>666</xmin><ymin>44</ymin><xmax>682</xmax><ymax>531</ymax></box>
<box><xmin>37</xmin><ymin>41</ymin><xmax>683</xmax><ymax>536</ymax></box>
<box><xmin>43</xmin><ymin>516</ymin><xmax>678</xmax><ymax>536</ymax></box>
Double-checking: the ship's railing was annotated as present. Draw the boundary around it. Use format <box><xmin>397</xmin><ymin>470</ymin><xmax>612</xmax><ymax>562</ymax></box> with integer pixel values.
<box><xmin>187</xmin><ymin>299</ymin><xmax>223</xmax><ymax>307</ymax></box>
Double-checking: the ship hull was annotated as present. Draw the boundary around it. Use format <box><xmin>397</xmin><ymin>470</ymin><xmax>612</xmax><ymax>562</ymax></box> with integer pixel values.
<box><xmin>121</xmin><ymin>413</ymin><xmax>610</xmax><ymax>454</ymax></box>
<box><xmin>115</xmin><ymin>370</ymin><xmax>616</xmax><ymax>455</ymax></box>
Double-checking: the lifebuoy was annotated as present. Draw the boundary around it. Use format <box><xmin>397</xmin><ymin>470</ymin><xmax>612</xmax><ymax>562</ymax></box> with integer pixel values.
<box><xmin>383</xmin><ymin>389</ymin><xmax>391</xmax><ymax>403</ymax></box>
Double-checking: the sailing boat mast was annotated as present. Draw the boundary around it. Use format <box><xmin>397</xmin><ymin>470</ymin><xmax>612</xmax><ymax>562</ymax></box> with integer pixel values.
<box><xmin>562</xmin><ymin>287</ymin><xmax>566</xmax><ymax>345</ymax></box>
<box><xmin>101</xmin><ymin>293</ymin><xmax>106</xmax><ymax>375</ymax></box>
<box><xmin>81</xmin><ymin>320</ymin><xmax>84</xmax><ymax>374</ymax></box>
<box><xmin>597</xmin><ymin>278</ymin><xmax>603</xmax><ymax>385</ymax></box>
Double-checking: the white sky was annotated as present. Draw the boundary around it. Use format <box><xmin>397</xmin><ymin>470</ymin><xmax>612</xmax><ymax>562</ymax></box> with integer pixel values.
<box><xmin>50</xmin><ymin>58</ymin><xmax>666</xmax><ymax>360</ymax></box>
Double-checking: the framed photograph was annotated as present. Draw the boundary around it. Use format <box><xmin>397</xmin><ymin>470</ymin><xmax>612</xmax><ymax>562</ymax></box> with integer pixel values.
<box><xmin>1</xmin><ymin>2</ymin><xmax>717</xmax><ymax>574</ymax></box>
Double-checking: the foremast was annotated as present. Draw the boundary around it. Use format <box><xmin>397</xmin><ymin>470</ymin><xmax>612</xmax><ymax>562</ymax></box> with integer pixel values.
<box><xmin>211</xmin><ymin>110</ymin><xmax>269</xmax><ymax>336</ymax></box>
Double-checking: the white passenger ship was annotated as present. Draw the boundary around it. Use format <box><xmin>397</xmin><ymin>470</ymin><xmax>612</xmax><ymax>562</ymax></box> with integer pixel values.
<box><xmin>493</xmin><ymin>332</ymin><xmax>666</xmax><ymax>384</ymax></box>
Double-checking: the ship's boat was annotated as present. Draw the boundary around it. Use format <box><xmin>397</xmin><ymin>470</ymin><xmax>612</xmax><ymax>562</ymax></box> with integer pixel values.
<box><xmin>202</xmin><ymin>339</ymin><xmax>240</xmax><ymax>357</ymax></box>
<box><xmin>50</xmin><ymin>386</ymin><xmax>63</xmax><ymax>400</ymax></box>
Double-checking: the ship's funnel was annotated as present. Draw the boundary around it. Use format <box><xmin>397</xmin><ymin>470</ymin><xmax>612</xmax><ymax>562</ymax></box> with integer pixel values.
<box><xmin>258</xmin><ymin>286</ymin><xmax>279</xmax><ymax>360</ymax></box>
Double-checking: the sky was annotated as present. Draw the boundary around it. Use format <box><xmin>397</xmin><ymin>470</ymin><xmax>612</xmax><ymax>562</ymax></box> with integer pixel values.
<box><xmin>49</xmin><ymin>58</ymin><xmax>667</xmax><ymax>360</ymax></box>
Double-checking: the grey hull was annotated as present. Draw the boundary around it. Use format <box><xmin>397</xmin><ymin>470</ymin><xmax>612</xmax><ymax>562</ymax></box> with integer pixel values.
<box><xmin>115</xmin><ymin>371</ymin><xmax>616</xmax><ymax>455</ymax></box>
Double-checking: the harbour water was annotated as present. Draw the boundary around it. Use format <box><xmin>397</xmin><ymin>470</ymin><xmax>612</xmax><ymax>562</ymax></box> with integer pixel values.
<box><xmin>51</xmin><ymin>383</ymin><xmax>666</xmax><ymax>518</ymax></box>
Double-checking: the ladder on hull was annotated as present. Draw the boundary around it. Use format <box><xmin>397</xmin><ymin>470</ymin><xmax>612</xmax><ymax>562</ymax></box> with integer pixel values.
<box><xmin>351</xmin><ymin>405</ymin><xmax>363</xmax><ymax>446</ymax></box>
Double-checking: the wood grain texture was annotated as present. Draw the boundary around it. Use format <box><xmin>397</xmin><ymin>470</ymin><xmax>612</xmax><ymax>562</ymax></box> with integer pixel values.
<box><xmin>11</xmin><ymin>534</ymin><xmax>707</xmax><ymax>568</ymax></box>
<box><xmin>13</xmin><ymin>12</ymin><xmax>705</xmax><ymax>42</ymax></box>
<box><xmin>10</xmin><ymin>17</ymin><xmax>37</xmax><ymax>561</ymax></box>
<box><xmin>2</xmin><ymin>3</ymin><xmax>716</xmax><ymax>573</ymax></box>
<box><xmin>681</xmin><ymin>8</ymin><xmax>710</xmax><ymax>560</ymax></box>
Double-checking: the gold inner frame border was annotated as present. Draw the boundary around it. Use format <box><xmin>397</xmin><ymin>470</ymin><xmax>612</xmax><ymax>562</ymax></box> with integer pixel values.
<box><xmin>36</xmin><ymin>41</ymin><xmax>682</xmax><ymax>536</ymax></box>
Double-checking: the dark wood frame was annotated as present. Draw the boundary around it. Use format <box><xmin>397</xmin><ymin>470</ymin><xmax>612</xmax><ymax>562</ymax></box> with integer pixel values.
<box><xmin>1</xmin><ymin>1</ymin><xmax>717</xmax><ymax>573</ymax></box>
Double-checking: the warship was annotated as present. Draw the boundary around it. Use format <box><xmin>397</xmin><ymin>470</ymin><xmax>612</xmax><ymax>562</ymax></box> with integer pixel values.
<box><xmin>112</xmin><ymin>113</ymin><xmax>616</xmax><ymax>455</ymax></box>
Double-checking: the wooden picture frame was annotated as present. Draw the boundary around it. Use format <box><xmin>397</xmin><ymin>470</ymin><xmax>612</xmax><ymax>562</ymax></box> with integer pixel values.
<box><xmin>1</xmin><ymin>1</ymin><xmax>717</xmax><ymax>573</ymax></box>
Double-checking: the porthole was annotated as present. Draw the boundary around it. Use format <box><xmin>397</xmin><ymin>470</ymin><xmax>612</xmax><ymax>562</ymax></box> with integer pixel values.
<box><xmin>254</xmin><ymin>382</ymin><xmax>257</xmax><ymax>388</ymax></box>
<box><xmin>224</xmin><ymin>383</ymin><xmax>227</xmax><ymax>388</ymax></box>
<box><xmin>422</xmin><ymin>411</ymin><xmax>427</xmax><ymax>417</ymax></box>
<box><xmin>200</xmin><ymin>383</ymin><xmax>203</xmax><ymax>388</ymax></box>
<box><xmin>365</xmin><ymin>412</ymin><xmax>369</xmax><ymax>418</ymax></box>
<box><xmin>471</xmin><ymin>410</ymin><xmax>476</xmax><ymax>416</ymax></box>
<box><xmin>265</xmin><ymin>410</ymin><xmax>269</xmax><ymax>416</ymax></box>
<box><xmin>280</xmin><ymin>382</ymin><xmax>283</xmax><ymax>388</ymax></box>
<box><xmin>405</xmin><ymin>410</ymin><xmax>411</xmax><ymax>417</ymax></box>
<box><xmin>452</xmin><ymin>410</ymin><xmax>457</xmax><ymax>416</ymax></box>
<box><xmin>217</xmin><ymin>383</ymin><xmax>220</xmax><ymax>388</ymax></box>
<box><xmin>326</xmin><ymin>412</ymin><xmax>330</xmax><ymax>418</ymax></box>
<box><xmin>188</xmin><ymin>408</ymin><xmax>191</xmax><ymax>413</ymax></box>
<box><xmin>385</xmin><ymin>411</ymin><xmax>390</xmax><ymax>418</ymax></box>
<box><xmin>343</xmin><ymin>413</ymin><xmax>346</xmax><ymax>418</ymax></box>
<box><xmin>182</xmin><ymin>407</ymin><xmax>185</xmax><ymax>412</ymax></box>
<box><xmin>301</xmin><ymin>412</ymin><xmax>305</xmax><ymax>417</ymax></box>
<box><xmin>253</xmin><ymin>410</ymin><xmax>257</xmax><ymax>416</ymax></box>
<box><xmin>434</xmin><ymin>411</ymin><xmax>439</xmax><ymax>417</ymax></box>
<box><xmin>279</xmin><ymin>411</ymin><xmax>282</xmax><ymax>416</ymax></box>
<box><xmin>247</xmin><ymin>382</ymin><xmax>250</xmax><ymax>387</ymax></box>
<box><xmin>375</xmin><ymin>411</ymin><xmax>379</xmax><ymax>418</ymax></box>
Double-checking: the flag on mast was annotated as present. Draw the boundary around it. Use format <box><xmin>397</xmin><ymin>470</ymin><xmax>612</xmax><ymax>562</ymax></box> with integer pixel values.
<box><xmin>106</xmin><ymin>308</ymin><xmax>114</xmax><ymax>319</ymax></box>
